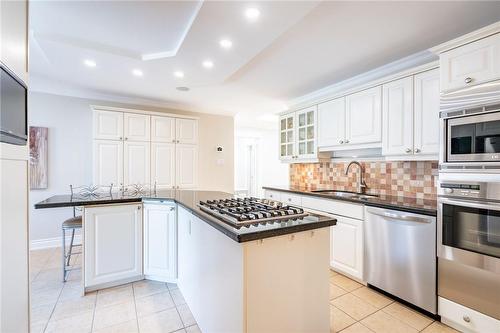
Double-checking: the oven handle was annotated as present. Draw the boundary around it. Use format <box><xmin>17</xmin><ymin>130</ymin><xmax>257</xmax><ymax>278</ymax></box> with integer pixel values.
<box><xmin>439</xmin><ymin>197</ymin><xmax>500</xmax><ymax>211</ymax></box>
<box><xmin>366</xmin><ymin>208</ymin><xmax>433</xmax><ymax>223</ymax></box>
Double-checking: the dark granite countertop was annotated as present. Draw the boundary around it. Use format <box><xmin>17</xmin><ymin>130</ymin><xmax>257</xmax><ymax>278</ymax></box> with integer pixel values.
<box><xmin>262</xmin><ymin>185</ymin><xmax>437</xmax><ymax>216</ymax></box>
<box><xmin>35</xmin><ymin>190</ymin><xmax>336</xmax><ymax>243</ymax></box>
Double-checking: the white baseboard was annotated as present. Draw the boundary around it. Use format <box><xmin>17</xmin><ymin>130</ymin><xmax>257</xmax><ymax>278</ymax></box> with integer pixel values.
<box><xmin>30</xmin><ymin>234</ymin><xmax>82</xmax><ymax>250</ymax></box>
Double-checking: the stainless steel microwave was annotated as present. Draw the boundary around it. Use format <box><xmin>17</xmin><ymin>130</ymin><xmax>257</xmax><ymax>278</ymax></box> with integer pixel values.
<box><xmin>442</xmin><ymin>106</ymin><xmax>500</xmax><ymax>164</ymax></box>
<box><xmin>0</xmin><ymin>62</ymin><xmax>28</xmax><ymax>146</ymax></box>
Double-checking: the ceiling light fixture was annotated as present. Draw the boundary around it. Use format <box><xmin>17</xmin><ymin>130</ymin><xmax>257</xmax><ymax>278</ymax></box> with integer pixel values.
<box><xmin>174</xmin><ymin>71</ymin><xmax>185</xmax><ymax>78</ymax></box>
<box><xmin>132</xmin><ymin>69</ymin><xmax>143</xmax><ymax>77</ymax></box>
<box><xmin>202</xmin><ymin>60</ymin><xmax>214</xmax><ymax>69</ymax></box>
<box><xmin>245</xmin><ymin>8</ymin><xmax>260</xmax><ymax>21</ymax></box>
<box><xmin>219</xmin><ymin>39</ymin><xmax>233</xmax><ymax>49</ymax></box>
<box><xmin>83</xmin><ymin>59</ymin><xmax>96</xmax><ymax>67</ymax></box>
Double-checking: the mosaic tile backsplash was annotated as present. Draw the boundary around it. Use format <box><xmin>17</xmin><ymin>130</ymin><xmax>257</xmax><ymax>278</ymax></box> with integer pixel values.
<box><xmin>290</xmin><ymin>161</ymin><xmax>439</xmax><ymax>199</ymax></box>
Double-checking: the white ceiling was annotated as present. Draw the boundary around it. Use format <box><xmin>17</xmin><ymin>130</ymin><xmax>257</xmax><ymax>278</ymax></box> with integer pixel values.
<box><xmin>29</xmin><ymin>1</ymin><xmax>500</xmax><ymax>123</ymax></box>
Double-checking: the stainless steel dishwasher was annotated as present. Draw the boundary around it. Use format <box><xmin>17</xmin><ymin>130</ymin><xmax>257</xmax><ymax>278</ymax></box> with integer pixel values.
<box><xmin>364</xmin><ymin>206</ymin><xmax>436</xmax><ymax>314</ymax></box>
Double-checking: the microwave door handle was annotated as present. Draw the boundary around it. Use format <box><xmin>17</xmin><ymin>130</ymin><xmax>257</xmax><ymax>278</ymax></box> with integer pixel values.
<box><xmin>440</xmin><ymin>198</ymin><xmax>500</xmax><ymax>211</ymax></box>
<box><xmin>366</xmin><ymin>208</ymin><xmax>433</xmax><ymax>223</ymax></box>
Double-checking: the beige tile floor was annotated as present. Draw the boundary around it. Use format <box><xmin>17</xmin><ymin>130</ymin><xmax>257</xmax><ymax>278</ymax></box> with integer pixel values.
<box><xmin>30</xmin><ymin>248</ymin><xmax>200</xmax><ymax>333</ymax></box>
<box><xmin>30</xmin><ymin>248</ymin><xmax>459</xmax><ymax>333</ymax></box>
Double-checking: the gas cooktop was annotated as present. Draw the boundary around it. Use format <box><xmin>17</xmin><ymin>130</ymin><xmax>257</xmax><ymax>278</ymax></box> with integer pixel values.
<box><xmin>198</xmin><ymin>197</ymin><xmax>308</xmax><ymax>228</ymax></box>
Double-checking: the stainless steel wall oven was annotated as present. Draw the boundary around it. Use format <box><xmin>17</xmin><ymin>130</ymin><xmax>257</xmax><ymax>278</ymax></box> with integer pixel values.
<box><xmin>437</xmin><ymin>181</ymin><xmax>500</xmax><ymax>320</ymax></box>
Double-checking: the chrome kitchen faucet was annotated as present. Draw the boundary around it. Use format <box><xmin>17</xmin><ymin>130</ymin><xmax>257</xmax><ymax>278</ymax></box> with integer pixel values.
<box><xmin>345</xmin><ymin>161</ymin><xmax>367</xmax><ymax>194</ymax></box>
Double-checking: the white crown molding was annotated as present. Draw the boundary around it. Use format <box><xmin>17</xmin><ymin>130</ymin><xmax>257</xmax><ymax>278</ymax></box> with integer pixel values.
<box><xmin>430</xmin><ymin>21</ymin><xmax>500</xmax><ymax>54</ymax></box>
<box><xmin>91</xmin><ymin>105</ymin><xmax>200</xmax><ymax>120</ymax></box>
<box><xmin>287</xmin><ymin>51</ymin><xmax>438</xmax><ymax>112</ymax></box>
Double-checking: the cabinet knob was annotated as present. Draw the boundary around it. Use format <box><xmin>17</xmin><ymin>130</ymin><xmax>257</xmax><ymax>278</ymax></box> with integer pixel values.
<box><xmin>339</xmin><ymin>140</ymin><xmax>344</xmax><ymax>144</ymax></box>
<box><xmin>119</xmin><ymin>137</ymin><xmax>123</xmax><ymax>140</ymax></box>
<box><xmin>464</xmin><ymin>77</ymin><xmax>473</xmax><ymax>84</ymax></box>
<box><xmin>288</xmin><ymin>198</ymin><xmax>292</xmax><ymax>202</ymax></box>
<box><xmin>463</xmin><ymin>316</ymin><xmax>471</xmax><ymax>323</ymax></box>
<box><xmin>137</xmin><ymin>206</ymin><xmax>141</xmax><ymax>210</ymax></box>
<box><xmin>172</xmin><ymin>139</ymin><xmax>175</xmax><ymax>143</ymax></box>
<box><xmin>125</xmin><ymin>137</ymin><xmax>128</xmax><ymax>140</ymax></box>
<box><xmin>415</xmin><ymin>148</ymin><xmax>421</xmax><ymax>153</ymax></box>
<box><xmin>344</xmin><ymin>139</ymin><xmax>349</xmax><ymax>144</ymax></box>
<box><xmin>405</xmin><ymin>148</ymin><xmax>412</xmax><ymax>153</ymax></box>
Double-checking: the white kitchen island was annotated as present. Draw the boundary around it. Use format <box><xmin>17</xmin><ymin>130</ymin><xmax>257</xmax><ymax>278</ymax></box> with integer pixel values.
<box><xmin>35</xmin><ymin>190</ymin><xmax>334</xmax><ymax>333</ymax></box>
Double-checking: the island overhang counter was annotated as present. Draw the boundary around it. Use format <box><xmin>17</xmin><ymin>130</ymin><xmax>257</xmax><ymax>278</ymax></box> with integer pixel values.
<box><xmin>35</xmin><ymin>190</ymin><xmax>336</xmax><ymax>333</ymax></box>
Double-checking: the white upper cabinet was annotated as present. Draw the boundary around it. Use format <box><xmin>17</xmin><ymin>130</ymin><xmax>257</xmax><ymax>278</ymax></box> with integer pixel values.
<box><xmin>93</xmin><ymin>140</ymin><xmax>123</xmax><ymax>186</ymax></box>
<box><xmin>84</xmin><ymin>204</ymin><xmax>143</xmax><ymax>289</ymax></box>
<box><xmin>317</xmin><ymin>98</ymin><xmax>346</xmax><ymax>148</ymax></box>
<box><xmin>279</xmin><ymin>113</ymin><xmax>296</xmax><ymax>161</ymax></box>
<box><xmin>124</xmin><ymin>113</ymin><xmax>150</xmax><ymax>142</ymax></box>
<box><xmin>93</xmin><ymin>110</ymin><xmax>124</xmax><ymax>140</ymax></box>
<box><xmin>151</xmin><ymin>143</ymin><xmax>175</xmax><ymax>189</ymax></box>
<box><xmin>346</xmin><ymin>86</ymin><xmax>382</xmax><ymax>145</ymax></box>
<box><xmin>124</xmin><ymin>141</ymin><xmax>150</xmax><ymax>185</ymax></box>
<box><xmin>382</xmin><ymin>77</ymin><xmax>414</xmax><ymax>156</ymax></box>
<box><xmin>381</xmin><ymin>70</ymin><xmax>440</xmax><ymax>158</ymax></box>
<box><xmin>414</xmin><ymin>69</ymin><xmax>440</xmax><ymax>155</ymax></box>
<box><xmin>440</xmin><ymin>33</ymin><xmax>500</xmax><ymax>93</ymax></box>
<box><xmin>296</xmin><ymin>107</ymin><xmax>317</xmax><ymax>159</ymax></box>
<box><xmin>176</xmin><ymin>144</ymin><xmax>198</xmax><ymax>189</ymax></box>
<box><xmin>176</xmin><ymin>118</ymin><xmax>198</xmax><ymax>144</ymax></box>
<box><xmin>143</xmin><ymin>203</ymin><xmax>177</xmax><ymax>282</ymax></box>
<box><xmin>151</xmin><ymin>116</ymin><xmax>175</xmax><ymax>143</ymax></box>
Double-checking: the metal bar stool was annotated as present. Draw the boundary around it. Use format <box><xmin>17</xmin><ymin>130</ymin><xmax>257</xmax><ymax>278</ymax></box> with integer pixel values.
<box><xmin>62</xmin><ymin>207</ymin><xmax>82</xmax><ymax>282</ymax></box>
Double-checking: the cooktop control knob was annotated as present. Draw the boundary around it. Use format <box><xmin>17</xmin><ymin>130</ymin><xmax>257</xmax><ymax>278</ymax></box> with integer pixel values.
<box><xmin>444</xmin><ymin>188</ymin><xmax>453</xmax><ymax>194</ymax></box>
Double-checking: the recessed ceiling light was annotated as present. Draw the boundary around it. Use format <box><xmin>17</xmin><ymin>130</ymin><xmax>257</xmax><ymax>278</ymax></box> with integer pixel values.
<box><xmin>176</xmin><ymin>86</ymin><xmax>190</xmax><ymax>92</ymax></box>
<box><xmin>219</xmin><ymin>39</ymin><xmax>232</xmax><ymax>49</ymax></box>
<box><xmin>173</xmin><ymin>71</ymin><xmax>184</xmax><ymax>78</ymax></box>
<box><xmin>83</xmin><ymin>59</ymin><xmax>96</xmax><ymax>67</ymax></box>
<box><xmin>132</xmin><ymin>69</ymin><xmax>143</xmax><ymax>77</ymax></box>
<box><xmin>202</xmin><ymin>60</ymin><xmax>214</xmax><ymax>69</ymax></box>
<box><xmin>245</xmin><ymin>8</ymin><xmax>260</xmax><ymax>21</ymax></box>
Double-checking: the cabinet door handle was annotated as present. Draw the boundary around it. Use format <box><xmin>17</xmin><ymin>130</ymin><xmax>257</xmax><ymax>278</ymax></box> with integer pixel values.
<box><xmin>415</xmin><ymin>148</ymin><xmax>421</xmax><ymax>153</ymax></box>
<box><xmin>339</xmin><ymin>140</ymin><xmax>344</xmax><ymax>144</ymax></box>
<box><xmin>119</xmin><ymin>137</ymin><xmax>123</xmax><ymax>140</ymax></box>
<box><xmin>344</xmin><ymin>139</ymin><xmax>349</xmax><ymax>144</ymax></box>
<box><xmin>172</xmin><ymin>139</ymin><xmax>176</xmax><ymax>143</ymax></box>
<box><xmin>405</xmin><ymin>148</ymin><xmax>412</xmax><ymax>153</ymax></box>
<box><xmin>463</xmin><ymin>316</ymin><xmax>471</xmax><ymax>323</ymax></box>
<box><xmin>137</xmin><ymin>206</ymin><xmax>141</xmax><ymax>210</ymax></box>
<box><xmin>464</xmin><ymin>77</ymin><xmax>473</xmax><ymax>84</ymax></box>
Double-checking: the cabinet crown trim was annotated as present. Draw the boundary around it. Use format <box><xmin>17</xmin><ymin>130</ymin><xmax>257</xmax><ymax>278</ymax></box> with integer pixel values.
<box><xmin>430</xmin><ymin>21</ymin><xmax>500</xmax><ymax>54</ymax></box>
<box><xmin>91</xmin><ymin>105</ymin><xmax>199</xmax><ymax>120</ymax></box>
<box><xmin>285</xmin><ymin>55</ymin><xmax>438</xmax><ymax>113</ymax></box>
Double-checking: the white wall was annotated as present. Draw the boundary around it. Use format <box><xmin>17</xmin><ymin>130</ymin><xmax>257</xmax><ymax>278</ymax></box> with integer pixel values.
<box><xmin>28</xmin><ymin>92</ymin><xmax>234</xmax><ymax>245</ymax></box>
<box><xmin>234</xmin><ymin>127</ymin><xmax>289</xmax><ymax>198</ymax></box>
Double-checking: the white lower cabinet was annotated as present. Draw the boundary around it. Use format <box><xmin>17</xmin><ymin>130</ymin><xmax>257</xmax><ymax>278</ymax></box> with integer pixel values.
<box><xmin>330</xmin><ymin>215</ymin><xmax>363</xmax><ymax>280</ymax></box>
<box><xmin>268</xmin><ymin>190</ymin><xmax>365</xmax><ymax>281</ymax></box>
<box><xmin>84</xmin><ymin>204</ymin><xmax>143</xmax><ymax>290</ymax></box>
<box><xmin>143</xmin><ymin>202</ymin><xmax>177</xmax><ymax>282</ymax></box>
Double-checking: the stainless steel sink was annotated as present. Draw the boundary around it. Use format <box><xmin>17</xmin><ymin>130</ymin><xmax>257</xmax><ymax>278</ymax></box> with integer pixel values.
<box><xmin>310</xmin><ymin>190</ymin><xmax>378</xmax><ymax>200</ymax></box>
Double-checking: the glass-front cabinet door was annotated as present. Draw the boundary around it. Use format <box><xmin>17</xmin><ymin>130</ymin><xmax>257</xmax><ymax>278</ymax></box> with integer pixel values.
<box><xmin>296</xmin><ymin>107</ymin><xmax>317</xmax><ymax>159</ymax></box>
<box><xmin>279</xmin><ymin>113</ymin><xmax>296</xmax><ymax>160</ymax></box>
